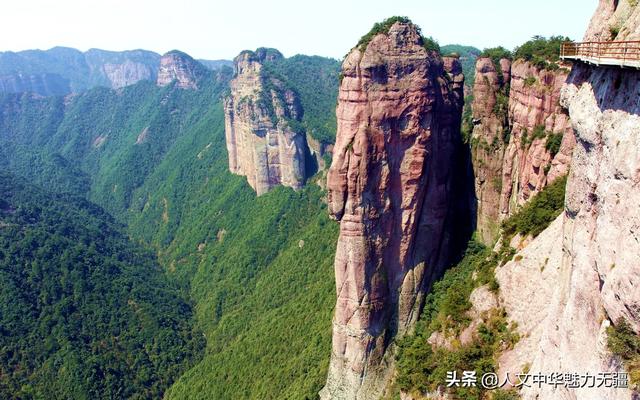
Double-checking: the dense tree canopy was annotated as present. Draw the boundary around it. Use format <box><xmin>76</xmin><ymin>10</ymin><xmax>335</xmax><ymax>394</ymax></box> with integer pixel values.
<box><xmin>0</xmin><ymin>173</ymin><xmax>203</xmax><ymax>399</ymax></box>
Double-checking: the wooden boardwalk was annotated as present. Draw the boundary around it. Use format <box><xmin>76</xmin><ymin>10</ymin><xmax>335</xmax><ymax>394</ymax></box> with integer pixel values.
<box><xmin>561</xmin><ymin>41</ymin><xmax>640</xmax><ymax>69</ymax></box>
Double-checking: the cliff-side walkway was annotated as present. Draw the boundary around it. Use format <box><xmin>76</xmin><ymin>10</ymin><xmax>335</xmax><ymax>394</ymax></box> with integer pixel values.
<box><xmin>561</xmin><ymin>41</ymin><xmax>640</xmax><ymax>69</ymax></box>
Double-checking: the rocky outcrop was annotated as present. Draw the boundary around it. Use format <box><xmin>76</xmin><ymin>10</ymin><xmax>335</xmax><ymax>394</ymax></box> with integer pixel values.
<box><xmin>471</xmin><ymin>57</ymin><xmax>511</xmax><ymax>243</ymax></box>
<box><xmin>471</xmin><ymin>57</ymin><xmax>575</xmax><ymax>244</ymax></box>
<box><xmin>307</xmin><ymin>134</ymin><xmax>334</xmax><ymax>171</ymax></box>
<box><xmin>499</xmin><ymin>60</ymin><xmax>575</xmax><ymax>218</ymax></box>
<box><xmin>494</xmin><ymin>3</ymin><xmax>640</xmax><ymax>399</ymax></box>
<box><xmin>0</xmin><ymin>47</ymin><xmax>161</xmax><ymax>95</ymax></box>
<box><xmin>321</xmin><ymin>21</ymin><xmax>466</xmax><ymax>399</ymax></box>
<box><xmin>156</xmin><ymin>50</ymin><xmax>206</xmax><ymax>89</ymax></box>
<box><xmin>83</xmin><ymin>48</ymin><xmax>160</xmax><ymax>89</ymax></box>
<box><xmin>100</xmin><ymin>60</ymin><xmax>155</xmax><ymax>89</ymax></box>
<box><xmin>223</xmin><ymin>48</ymin><xmax>309</xmax><ymax>195</ymax></box>
<box><xmin>585</xmin><ymin>0</ymin><xmax>640</xmax><ymax>41</ymax></box>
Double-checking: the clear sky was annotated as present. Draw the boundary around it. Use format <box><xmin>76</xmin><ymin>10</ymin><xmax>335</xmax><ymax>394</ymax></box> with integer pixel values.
<box><xmin>3</xmin><ymin>0</ymin><xmax>597</xmax><ymax>60</ymax></box>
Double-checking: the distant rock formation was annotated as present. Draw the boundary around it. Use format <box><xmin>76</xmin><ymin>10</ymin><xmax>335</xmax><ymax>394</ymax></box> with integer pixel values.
<box><xmin>471</xmin><ymin>56</ymin><xmax>575</xmax><ymax>244</ymax></box>
<box><xmin>84</xmin><ymin>48</ymin><xmax>160</xmax><ymax>89</ymax></box>
<box><xmin>156</xmin><ymin>50</ymin><xmax>207</xmax><ymax>89</ymax></box>
<box><xmin>321</xmin><ymin>20</ymin><xmax>467</xmax><ymax>399</ymax></box>
<box><xmin>223</xmin><ymin>48</ymin><xmax>309</xmax><ymax>195</ymax></box>
<box><xmin>0</xmin><ymin>47</ymin><xmax>161</xmax><ymax>95</ymax></box>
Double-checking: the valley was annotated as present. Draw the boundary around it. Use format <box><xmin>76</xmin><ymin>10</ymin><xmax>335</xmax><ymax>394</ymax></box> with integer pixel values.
<box><xmin>0</xmin><ymin>1</ymin><xmax>639</xmax><ymax>399</ymax></box>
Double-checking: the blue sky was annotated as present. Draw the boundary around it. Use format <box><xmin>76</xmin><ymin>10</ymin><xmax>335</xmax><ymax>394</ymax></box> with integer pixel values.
<box><xmin>3</xmin><ymin>0</ymin><xmax>597</xmax><ymax>60</ymax></box>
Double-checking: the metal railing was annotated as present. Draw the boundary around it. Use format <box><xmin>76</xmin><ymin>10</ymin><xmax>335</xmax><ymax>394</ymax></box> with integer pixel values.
<box><xmin>561</xmin><ymin>41</ymin><xmax>640</xmax><ymax>67</ymax></box>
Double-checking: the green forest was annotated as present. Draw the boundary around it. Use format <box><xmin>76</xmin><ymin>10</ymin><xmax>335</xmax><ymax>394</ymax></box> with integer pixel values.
<box><xmin>0</xmin><ymin>173</ymin><xmax>203</xmax><ymax>399</ymax></box>
<box><xmin>0</xmin><ymin>55</ymin><xmax>340</xmax><ymax>399</ymax></box>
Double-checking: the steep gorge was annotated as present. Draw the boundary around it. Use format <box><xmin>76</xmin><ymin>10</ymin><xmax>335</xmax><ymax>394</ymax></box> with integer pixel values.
<box><xmin>321</xmin><ymin>20</ymin><xmax>471</xmax><ymax>399</ymax></box>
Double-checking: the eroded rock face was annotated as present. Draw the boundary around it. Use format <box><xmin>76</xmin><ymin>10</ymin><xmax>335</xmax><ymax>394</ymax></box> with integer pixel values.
<box><xmin>103</xmin><ymin>60</ymin><xmax>156</xmax><ymax>89</ymax></box>
<box><xmin>494</xmin><ymin>7</ymin><xmax>640</xmax><ymax>398</ymax></box>
<box><xmin>471</xmin><ymin>57</ymin><xmax>575</xmax><ymax>244</ymax></box>
<box><xmin>321</xmin><ymin>22</ymin><xmax>466</xmax><ymax>400</ymax></box>
<box><xmin>471</xmin><ymin>57</ymin><xmax>511</xmax><ymax>244</ymax></box>
<box><xmin>223</xmin><ymin>49</ymin><xmax>309</xmax><ymax>195</ymax></box>
<box><xmin>156</xmin><ymin>50</ymin><xmax>206</xmax><ymax>89</ymax></box>
<box><xmin>499</xmin><ymin>60</ymin><xmax>575</xmax><ymax>218</ymax></box>
<box><xmin>585</xmin><ymin>0</ymin><xmax>640</xmax><ymax>41</ymax></box>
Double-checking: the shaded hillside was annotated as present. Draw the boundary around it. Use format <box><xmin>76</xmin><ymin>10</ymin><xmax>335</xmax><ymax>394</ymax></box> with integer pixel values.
<box><xmin>0</xmin><ymin>173</ymin><xmax>203</xmax><ymax>399</ymax></box>
<box><xmin>0</xmin><ymin>57</ymin><xmax>340</xmax><ymax>399</ymax></box>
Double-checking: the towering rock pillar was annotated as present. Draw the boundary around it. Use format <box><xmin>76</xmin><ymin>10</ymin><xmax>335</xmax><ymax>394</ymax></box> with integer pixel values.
<box><xmin>223</xmin><ymin>48</ymin><xmax>309</xmax><ymax>195</ymax></box>
<box><xmin>471</xmin><ymin>57</ymin><xmax>512</xmax><ymax>244</ymax></box>
<box><xmin>321</xmin><ymin>20</ymin><xmax>465</xmax><ymax>399</ymax></box>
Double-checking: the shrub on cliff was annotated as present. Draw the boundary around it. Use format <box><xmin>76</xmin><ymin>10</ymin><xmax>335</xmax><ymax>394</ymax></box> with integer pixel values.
<box><xmin>607</xmin><ymin>318</ymin><xmax>640</xmax><ymax>389</ymax></box>
<box><xmin>480</xmin><ymin>47</ymin><xmax>512</xmax><ymax>66</ymax></box>
<box><xmin>514</xmin><ymin>35</ymin><xmax>571</xmax><ymax>70</ymax></box>
<box><xmin>501</xmin><ymin>174</ymin><xmax>567</xmax><ymax>238</ymax></box>
<box><xmin>545</xmin><ymin>132</ymin><xmax>563</xmax><ymax>157</ymax></box>
<box><xmin>422</xmin><ymin>36</ymin><xmax>441</xmax><ymax>54</ymax></box>
<box><xmin>357</xmin><ymin>16</ymin><xmax>412</xmax><ymax>49</ymax></box>
<box><xmin>356</xmin><ymin>16</ymin><xmax>440</xmax><ymax>54</ymax></box>
<box><xmin>395</xmin><ymin>241</ymin><xmax>519</xmax><ymax>399</ymax></box>
<box><xmin>481</xmin><ymin>47</ymin><xmax>512</xmax><ymax>87</ymax></box>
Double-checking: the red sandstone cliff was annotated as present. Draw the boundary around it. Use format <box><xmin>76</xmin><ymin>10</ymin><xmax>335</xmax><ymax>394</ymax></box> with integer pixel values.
<box><xmin>499</xmin><ymin>60</ymin><xmax>575</xmax><ymax>218</ymax></box>
<box><xmin>321</xmin><ymin>20</ymin><xmax>466</xmax><ymax>399</ymax></box>
<box><xmin>494</xmin><ymin>3</ymin><xmax>640</xmax><ymax>399</ymax></box>
<box><xmin>471</xmin><ymin>57</ymin><xmax>512</xmax><ymax>243</ymax></box>
<box><xmin>472</xmin><ymin>57</ymin><xmax>575</xmax><ymax>244</ymax></box>
<box><xmin>223</xmin><ymin>49</ymin><xmax>309</xmax><ymax>195</ymax></box>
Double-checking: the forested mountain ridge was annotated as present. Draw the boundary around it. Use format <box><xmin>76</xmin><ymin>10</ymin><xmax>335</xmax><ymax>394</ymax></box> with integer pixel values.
<box><xmin>0</xmin><ymin>47</ymin><xmax>232</xmax><ymax>96</ymax></box>
<box><xmin>0</xmin><ymin>49</ymin><xmax>342</xmax><ymax>399</ymax></box>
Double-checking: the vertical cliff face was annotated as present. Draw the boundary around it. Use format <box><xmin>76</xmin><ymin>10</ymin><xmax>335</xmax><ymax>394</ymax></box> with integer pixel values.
<box><xmin>494</xmin><ymin>4</ymin><xmax>640</xmax><ymax>399</ymax></box>
<box><xmin>156</xmin><ymin>50</ymin><xmax>206</xmax><ymax>89</ymax></box>
<box><xmin>321</xmin><ymin>21</ymin><xmax>466</xmax><ymax>399</ymax></box>
<box><xmin>497</xmin><ymin>64</ymin><xmax>640</xmax><ymax>400</ymax></box>
<box><xmin>585</xmin><ymin>0</ymin><xmax>640</xmax><ymax>41</ymax></box>
<box><xmin>471</xmin><ymin>57</ymin><xmax>511</xmax><ymax>243</ymax></box>
<box><xmin>101</xmin><ymin>60</ymin><xmax>156</xmax><ymax>89</ymax></box>
<box><xmin>499</xmin><ymin>60</ymin><xmax>575</xmax><ymax>218</ymax></box>
<box><xmin>223</xmin><ymin>49</ymin><xmax>309</xmax><ymax>195</ymax></box>
<box><xmin>83</xmin><ymin>49</ymin><xmax>160</xmax><ymax>89</ymax></box>
<box><xmin>471</xmin><ymin>56</ymin><xmax>576</xmax><ymax>244</ymax></box>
